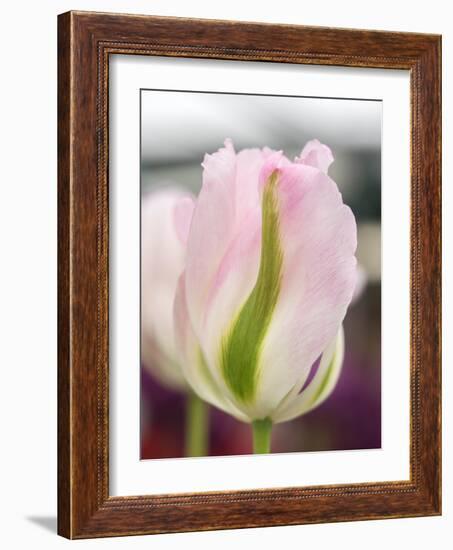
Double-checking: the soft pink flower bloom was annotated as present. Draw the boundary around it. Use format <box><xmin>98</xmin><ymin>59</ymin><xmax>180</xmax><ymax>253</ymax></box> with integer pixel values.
<box><xmin>174</xmin><ymin>139</ymin><xmax>358</xmax><ymax>423</ymax></box>
<box><xmin>141</xmin><ymin>188</ymin><xmax>194</xmax><ymax>389</ymax></box>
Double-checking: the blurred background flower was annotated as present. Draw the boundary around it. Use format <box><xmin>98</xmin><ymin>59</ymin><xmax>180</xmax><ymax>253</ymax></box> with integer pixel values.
<box><xmin>141</xmin><ymin>188</ymin><xmax>210</xmax><ymax>457</ymax></box>
<box><xmin>141</xmin><ymin>91</ymin><xmax>381</xmax><ymax>459</ymax></box>
<box><xmin>141</xmin><ymin>188</ymin><xmax>191</xmax><ymax>390</ymax></box>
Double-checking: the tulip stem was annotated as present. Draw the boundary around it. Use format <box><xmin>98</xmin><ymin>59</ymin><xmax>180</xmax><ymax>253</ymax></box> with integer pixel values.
<box><xmin>185</xmin><ymin>393</ymin><xmax>209</xmax><ymax>457</ymax></box>
<box><xmin>252</xmin><ymin>418</ymin><xmax>273</xmax><ymax>454</ymax></box>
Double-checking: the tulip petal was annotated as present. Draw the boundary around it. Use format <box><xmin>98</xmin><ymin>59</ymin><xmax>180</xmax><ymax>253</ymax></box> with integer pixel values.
<box><xmin>220</xmin><ymin>171</ymin><xmax>283</xmax><ymax>404</ymax></box>
<box><xmin>251</xmin><ymin>160</ymin><xmax>357</xmax><ymax>417</ymax></box>
<box><xmin>174</xmin><ymin>274</ymin><xmax>248</xmax><ymax>422</ymax></box>
<box><xmin>141</xmin><ymin>189</ymin><xmax>192</xmax><ymax>389</ymax></box>
<box><xmin>184</xmin><ymin>139</ymin><xmax>238</xmax><ymax>333</ymax></box>
<box><xmin>185</xmin><ymin>142</ymin><xmax>274</xmax><ymax>367</ymax></box>
<box><xmin>271</xmin><ymin>326</ymin><xmax>344</xmax><ymax>423</ymax></box>
<box><xmin>199</xmin><ymin>209</ymin><xmax>262</xmax><ymax>382</ymax></box>
<box><xmin>173</xmin><ymin>195</ymin><xmax>195</xmax><ymax>246</ymax></box>
<box><xmin>295</xmin><ymin>139</ymin><xmax>334</xmax><ymax>174</ymax></box>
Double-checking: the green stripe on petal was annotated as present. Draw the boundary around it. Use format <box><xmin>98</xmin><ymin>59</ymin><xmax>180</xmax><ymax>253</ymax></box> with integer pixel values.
<box><xmin>220</xmin><ymin>171</ymin><xmax>283</xmax><ymax>403</ymax></box>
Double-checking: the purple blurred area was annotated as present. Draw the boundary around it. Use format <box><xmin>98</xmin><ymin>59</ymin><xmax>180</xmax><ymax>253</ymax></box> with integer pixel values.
<box><xmin>141</xmin><ymin>283</ymin><xmax>381</xmax><ymax>459</ymax></box>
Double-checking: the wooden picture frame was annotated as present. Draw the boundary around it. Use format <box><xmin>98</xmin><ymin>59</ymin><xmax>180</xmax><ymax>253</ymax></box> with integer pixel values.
<box><xmin>58</xmin><ymin>10</ymin><xmax>441</xmax><ymax>539</ymax></box>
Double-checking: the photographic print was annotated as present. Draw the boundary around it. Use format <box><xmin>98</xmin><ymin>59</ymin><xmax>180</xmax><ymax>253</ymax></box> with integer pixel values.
<box><xmin>140</xmin><ymin>90</ymin><xmax>382</xmax><ymax>459</ymax></box>
<box><xmin>58</xmin><ymin>12</ymin><xmax>441</xmax><ymax>537</ymax></box>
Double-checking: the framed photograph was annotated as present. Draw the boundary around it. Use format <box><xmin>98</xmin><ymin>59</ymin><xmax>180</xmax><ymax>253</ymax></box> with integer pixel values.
<box><xmin>58</xmin><ymin>11</ymin><xmax>441</xmax><ymax>538</ymax></box>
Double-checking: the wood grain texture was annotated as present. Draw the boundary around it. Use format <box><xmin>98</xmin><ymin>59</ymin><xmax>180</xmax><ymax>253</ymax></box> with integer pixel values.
<box><xmin>57</xmin><ymin>10</ymin><xmax>441</xmax><ymax>539</ymax></box>
<box><xmin>57</xmin><ymin>11</ymin><xmax>71</xmax><ymax>538</ymax></box>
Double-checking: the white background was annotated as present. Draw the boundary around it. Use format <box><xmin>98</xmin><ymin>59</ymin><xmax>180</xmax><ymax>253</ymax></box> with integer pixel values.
<box><xmin>0</xmin><ymin>1</ymin><xmax>450</xmax><ymax>548</ymax></box>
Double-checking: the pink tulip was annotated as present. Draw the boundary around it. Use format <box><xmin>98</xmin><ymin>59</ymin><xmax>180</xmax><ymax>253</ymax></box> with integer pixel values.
<box><xmin>141</xmin><ymin>188</ymin><xmax>195</xmax><ymax>390</ymax></box>
<box><xmin>174</xmin><ymin>139</ymin><xmax>358</xmax><ymax>428</ymax></box>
